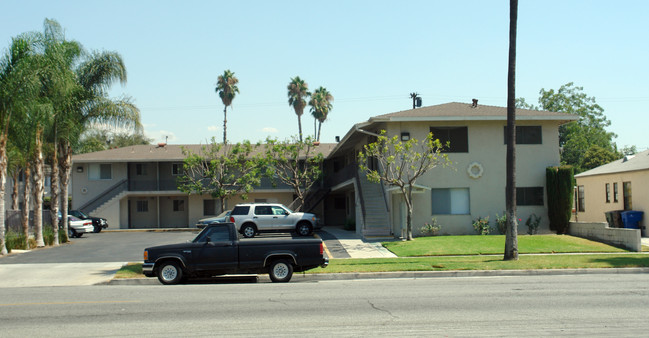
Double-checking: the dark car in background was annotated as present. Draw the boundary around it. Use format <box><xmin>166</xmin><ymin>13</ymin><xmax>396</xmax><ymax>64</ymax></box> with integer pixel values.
<box><xmin>69</xmin><ymin>210</ymin><xmax>108</xmax><ymax>233</ymax></box>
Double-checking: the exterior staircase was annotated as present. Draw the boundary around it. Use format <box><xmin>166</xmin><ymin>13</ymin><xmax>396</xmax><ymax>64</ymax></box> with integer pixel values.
<box><xmin>356</xmin><ymin>172</ymin><xmax>392</xmax><ymax>237</ymax></box>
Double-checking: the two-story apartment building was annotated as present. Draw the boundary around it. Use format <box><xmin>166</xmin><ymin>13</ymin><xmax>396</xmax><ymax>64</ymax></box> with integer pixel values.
<box><xmin>321</xmin><ymin>102</ymin><xmax>577</xmax><ymax>237</ymax></box>
<box><xmin>71</xmin><ymin>101</ymin><xmax>577</xmax><ymax>237</ymax></box>
<box><xmin>70</xmin><ymin>143</ymin><xmax>336</xmax><ymax>229</ymax></box>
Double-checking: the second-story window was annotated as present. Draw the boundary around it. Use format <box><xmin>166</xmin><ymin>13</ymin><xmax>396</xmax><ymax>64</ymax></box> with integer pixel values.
<box><xmin>89</xmin><ymin>164</ymin><xmax>112</xmax><ymax>180</ymax></box>
<box><xmin>430</xmin><ymin>127</ymin><xmax>468</xmax><ymax>153</ymax></box>
<box><xmin>136</xmin><ymin>164</ymin><xmax>147</xmax><ymax>176</ymax></box>
<box><xmin>172</xmin><ymin>163</ymin><xmax>182</xmax><ymax>176</ymax></box>
<box><xmin>503</xmin><ymin>126</ymin><xmax>542</xmax><ymax>144</ymax></box>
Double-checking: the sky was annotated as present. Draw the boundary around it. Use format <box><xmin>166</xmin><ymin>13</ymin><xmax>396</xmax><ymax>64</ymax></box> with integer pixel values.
<box><xmin>2</xmin><ymin>0</ymin><xmax>648</xmax><ymax>151</ymax></box>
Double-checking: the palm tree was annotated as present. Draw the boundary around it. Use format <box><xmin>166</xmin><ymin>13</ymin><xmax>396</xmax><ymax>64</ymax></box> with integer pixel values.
<box><xmin>287</xmin><ymin>76</ymin><xmax>310</xmax><ymax>142</ymax></box>
<box><xmin>0</xmin><ymin>34</ymin><xmax>40</xmax><ymax>255</ymax></box>
<box><xmin>308</xmin><ymin>86</ymin><xmax>333</xmax><ymax>142</ymax></box>
<box><xmin>215</xmin><ymin>70</ymin><xmax>239</xmax><ymax>144</ymax></box>
<box><xmin>504</xmin><ymin>0</ymin><xmax>519</xmax><ymax>261</ymax></box>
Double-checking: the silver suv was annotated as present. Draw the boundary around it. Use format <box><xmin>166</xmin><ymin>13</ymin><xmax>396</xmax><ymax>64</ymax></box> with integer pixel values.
<box><xmin>228</xmin><ymin>203</ymin><xmax>321</xmax><ymax>238</ymax></box>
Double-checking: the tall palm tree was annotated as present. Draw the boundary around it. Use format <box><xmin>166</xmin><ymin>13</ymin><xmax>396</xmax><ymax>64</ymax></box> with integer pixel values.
<box><xmin>287</xmin><ymin>76</ymin><xmax>310</xmax><ymax>142</ymax></box>
<box><xmin>308</xmin><ymin>86</ymin><xmax>333</xmax><ymax>142</ymax></box>
<box><xmin>504</xmin><ymin>0</ymin><xmax>519</xmax><ymax>261</ymax></box>
<box><xmin>0</xmin><ymin>35</ymin><xmax>40</xmax><ymax>255</ymax></box>
<box><xmin>215</xmin><ymin>70</ymin><xmax>239</xmax><ymax>144</ymax></box>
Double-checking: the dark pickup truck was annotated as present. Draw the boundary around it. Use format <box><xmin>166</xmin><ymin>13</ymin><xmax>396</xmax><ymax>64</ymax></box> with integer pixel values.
<box><xmin>143</xmin><ymin>222</ymin><xmax>328</xmax><ymax>284</ymax></box>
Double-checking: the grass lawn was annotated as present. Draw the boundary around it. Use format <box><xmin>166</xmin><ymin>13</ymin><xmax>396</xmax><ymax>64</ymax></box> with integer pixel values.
<box><xmin>382</xmin><ymin>234</ymin><xmax>628</xmax><ymax>256</ymax></box>
<box><xmin>308</xmin><ymin>254</ymin><xmax>649</xmax><ymax>273</ymax></box>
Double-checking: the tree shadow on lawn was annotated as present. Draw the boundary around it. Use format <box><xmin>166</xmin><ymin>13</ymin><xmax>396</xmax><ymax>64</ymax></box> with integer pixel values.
<box><xmin>588</xmin><ymin>256</ymin><xmax>649</xmax><ymax>268</ymax></box>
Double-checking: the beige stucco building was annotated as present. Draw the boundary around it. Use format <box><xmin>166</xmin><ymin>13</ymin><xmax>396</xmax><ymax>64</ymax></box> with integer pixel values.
<box><xmin>71</xmin><ymin>101</ymin><xmax>577</xmax><ymax>237</ymax></box>
<box><xmin>574</xmin><ymin>150</ymin><xmax>648</xmax><ymax>236</ymax></box>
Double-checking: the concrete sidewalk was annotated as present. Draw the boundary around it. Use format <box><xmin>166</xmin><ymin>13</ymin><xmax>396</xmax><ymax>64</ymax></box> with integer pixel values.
<box><xmin>319</xmin><ymin>226</ymin><xmax>397</xmax><ymax>259</ymax></box>
<box><xmin>0</xmin><ymin>262</ymin><xmax>126</xmax><ymax>287</ymax></box>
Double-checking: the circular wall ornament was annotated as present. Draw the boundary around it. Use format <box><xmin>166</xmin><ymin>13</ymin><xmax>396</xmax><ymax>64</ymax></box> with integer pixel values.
<box><xmin>467</xmin><ymin>162</ymin><xmax>484</xmax><ymax>179</ymax></box>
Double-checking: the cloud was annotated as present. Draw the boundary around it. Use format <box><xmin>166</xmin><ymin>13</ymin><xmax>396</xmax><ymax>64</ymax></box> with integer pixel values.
<box><xmin>207</xmin><ymin>125</ymin><xmax>219</xmax><ymax>132</ymax></box>
<box><xmin>145</xmin><ymin>130</ymin><xmax>176</xmax><ymax>143</ymax></box>
<box><xmin>261</xmin><ymin>127</ymin><xmax>278</xmax><ymax>133</ymax></box>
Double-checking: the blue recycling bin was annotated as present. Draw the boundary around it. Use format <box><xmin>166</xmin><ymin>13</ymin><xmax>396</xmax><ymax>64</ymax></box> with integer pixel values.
<box><xmin>620</xmin><ymin>211</ymin><xmax>644</xmax><ymax>229</ymax></box>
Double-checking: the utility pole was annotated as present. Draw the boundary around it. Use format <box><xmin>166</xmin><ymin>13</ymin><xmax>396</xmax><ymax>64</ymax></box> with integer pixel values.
<box><xmin>410</xmin><ymin>92</ymin><xmax>421</xmax><ymax>109</ymax></box>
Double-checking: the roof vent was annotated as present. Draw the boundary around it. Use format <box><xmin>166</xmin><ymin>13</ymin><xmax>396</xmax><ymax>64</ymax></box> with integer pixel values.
<box><xmin>623</xmin><ymin>155</ymin><xmax>635</xmax><ymax>162</ymax></box>
<box><xmin>471</xmin><ymin>99</ymin><xmax>478</xmax><ymax>108</ymax></box>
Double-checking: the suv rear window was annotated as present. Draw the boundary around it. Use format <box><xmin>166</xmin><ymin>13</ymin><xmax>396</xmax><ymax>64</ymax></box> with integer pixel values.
<box><xmin>231</xmin><ymin>206</ymin><xmax>250</xmax><ymax>216</ymax></box>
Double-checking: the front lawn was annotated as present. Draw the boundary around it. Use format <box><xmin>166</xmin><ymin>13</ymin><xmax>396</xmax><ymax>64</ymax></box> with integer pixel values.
<box><xmin>308</xmin><ymin>254</ymin><xmax>649</xmax><ymax>273</ymax></box>
<box><xmin>382</xmin><ymin>234</ymin><xmax>627</xmax><ymax>257</ymax></box>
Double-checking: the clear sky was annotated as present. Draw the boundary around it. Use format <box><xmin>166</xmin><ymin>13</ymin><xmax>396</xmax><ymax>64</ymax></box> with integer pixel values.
<box><xmin>2</xmin><ymin>1</ymin><xmax>648</xmax><ymax>151</ymax></box>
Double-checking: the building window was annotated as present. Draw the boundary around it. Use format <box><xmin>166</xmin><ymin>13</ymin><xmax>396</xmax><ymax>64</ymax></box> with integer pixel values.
<box><xmin>605</xmin><ymin>183</ymin><xmax>610</xmax><ymax>203</ymax></box>
<box><xmin>503</xmin><ymin>126</ymin><xmax>542</xmax><ymax>144</ymax></box>
<box><xmin>89</xmin><ymin>164</ymin><xmax>112</xmax><ymax>180</ymax></box>
<box><xmin>136</xmin><ymin>164</ymin><xmax>147</xmax><ymax>176</ymax></box>
<box><xmin>516</xmin><ymin>187</ymin><xmax>544</xmax><ymax>206</ymax></box>
<box><xmin>577</xmin><ymin>186</ymin><xmax>585</xmax><ymax>212</ymax></box>
<box><xmin>136</xmin><ymin>200</ymin><xmax>148</xmax><ymax>212</ymax></box>
<box><xmin>623</xmin><ymin>182</ymin><xmax>632</xmax><ymax>210</ymax></box>
<box><xmin>203</xmin><ymin>199</ymin><xmax>216</xmax><ymax>216</ymax></box>
<box><xmin>172</xmin><ymin>163</ymin><xmax>182</xmax><ymax>176</ymax></box>
<box><xmin>432</xmin><ymin>188</ymin><xmax>470</xmax><ymax>214</ymax></box>
<box><xmin>613</xmin><ymin>182</ymin><xmax>619</xmax><ymax>203</ymax></box>
<box><xmin>429</xmin><ymin>127</ymin><xmax>468</xmax><ymax>153</ymax></box>
<box><xmin>173</xmin><ymin>199</ymin><xmax>185</xmax><ymax>212</ymax></box>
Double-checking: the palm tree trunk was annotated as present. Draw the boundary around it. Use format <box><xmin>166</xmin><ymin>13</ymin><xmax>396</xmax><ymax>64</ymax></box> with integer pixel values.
<box><xmin>21</xmin><ymin>163</ymin><xmax>31</xmax><ymax>248</ymax></box>
<box><xmin>50</xmin><ymin>146</ymin><xmax>60</xmax><ymax>246</ymax></box>
<box><xmin>33</xmin><ymin>128</ymin><xmax>45</xmax><ymax>247</ymax></box>
<box><xmin>317</xmin><ymin>121</ymin><xmax>322</xmax><ymax>142</ymax></box>
<box><xmin>0</xmin><ymin>134</ymin><xmax>8</xmax><ymax>255</ymax></box>
<box><xmin>59</xmin><ymin>142</ymin><xmax>72</xmax><ymax>241</ymax></box>
<box><xmin>223</xmin><ymin>106</ymin><xmax>227</xmax><ymax>145</ymax></box>
<box><xmin>504</xmin><ymin>0</ymin><xmax>519</xmax><ymax>261</ymax></box>
<box><xmin>298</xmin><ymin>117</ymin><xmax>303</xmax><ymax>142</ymax></box>
<box><xmin>11</xmin><ymin>170</ymin><xmax>19</xmax><ymax>210</ymax></box>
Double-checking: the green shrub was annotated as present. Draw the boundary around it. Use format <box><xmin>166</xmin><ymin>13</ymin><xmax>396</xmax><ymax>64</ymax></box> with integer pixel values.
<box><xmin>472</xmin><ymin>216</ymin><xmax>491</xmax><ymax>235</ymax></box>
<box><xmin>43</xmin><ymin>226</ymin><xmax>68</xmax><ymax>246</ymax></box>
<box><xmin>526</xmin><ymin>213</ymin><xmax>542</xmax><ymax>235</ymax></box>
<box><xmin>5</xmin><ymin>230</ymin><xmax>27</xmax><ymax>252</ymax></box>
<box><xmin>494</xmin><ymin>212</ymin><xmax>507</xmax><ymax>235</ymax></box>
<box><xmin>420</xmin><ymin>217</ymin><xmax>441</xmax><ymax>236</ymax></box>
<box><xmin>344</xmin><ymin>218</ymin><xmax>356</xmax><ymax>231</ymax></box>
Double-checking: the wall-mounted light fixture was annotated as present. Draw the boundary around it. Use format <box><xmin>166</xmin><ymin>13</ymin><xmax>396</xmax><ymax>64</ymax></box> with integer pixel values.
<box><xmin>401</xmin><ymin>132</ymin><xmax>410</xmax><ymax>141</ymax></box>
<box><xmin>76</xmin><ymin>166</ymin><xmax>83</xmax><ymax>173</ymax></box>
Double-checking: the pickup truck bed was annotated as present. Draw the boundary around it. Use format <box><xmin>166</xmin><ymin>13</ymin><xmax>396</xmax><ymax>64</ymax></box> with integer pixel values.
<box><xmin>143</xmin><ymin>223</ymin><xmax>328</xmax><ymax>284</ymax></box>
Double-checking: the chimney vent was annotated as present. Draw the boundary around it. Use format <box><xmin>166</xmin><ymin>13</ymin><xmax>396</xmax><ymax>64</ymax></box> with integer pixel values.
<box><xmin>471</xmin><ymin>99</ymin><xmax>478</xmax><ymax>108</ymax></box>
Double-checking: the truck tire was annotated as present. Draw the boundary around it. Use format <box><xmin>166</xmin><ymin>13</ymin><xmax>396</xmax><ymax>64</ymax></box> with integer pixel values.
<box><xmin>241</xmin><ymin>224</ymin><xmax>256</xmax><ymax>238</ymax></box>
<box><xmin>296</xmin><ymin>222</ymin><xmax>313</xmax><ymax>236</ymax></box>
<box><xmin>269</xmin><ymin>259</ymin><xmax>293</xmax><ymax>283</ymax></box>
<box><xmin>157</xmin><ymin>261</ymin><xmax>183</xmax><ymax>285</ymax></box>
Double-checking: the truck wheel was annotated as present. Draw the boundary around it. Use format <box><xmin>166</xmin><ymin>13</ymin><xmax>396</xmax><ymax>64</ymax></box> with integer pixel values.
<box><xmin>157</xmin><ymin>261</ymin><xmax>183</xmax><ymax>285</ymax></box>
<box><xmin>241</xmin><ymin>224</ymin><xmax>256</xmax><ymax>238</ymax></box>
<box><xmin>296</xmin><ymin>222</ymin><xmax>313</xmax><ymax>236</ymax></box>
<box><xmin>269</xmin><ymin>259</ymin><xmax>293</xmax><ymax>283</ymax></box>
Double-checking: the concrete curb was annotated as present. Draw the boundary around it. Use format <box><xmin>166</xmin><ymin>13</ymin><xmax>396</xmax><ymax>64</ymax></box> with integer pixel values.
<box><xmin>105</xmin><ymin>267</ymin><xmax>649</xmax><ymax>285</ymax></box>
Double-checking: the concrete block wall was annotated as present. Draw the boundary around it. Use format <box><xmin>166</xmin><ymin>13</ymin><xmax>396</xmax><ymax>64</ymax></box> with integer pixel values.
<box><xmin>569</xmin><ymin>221</ymin><xmax>641</xmax><ymax>252</ymax></box>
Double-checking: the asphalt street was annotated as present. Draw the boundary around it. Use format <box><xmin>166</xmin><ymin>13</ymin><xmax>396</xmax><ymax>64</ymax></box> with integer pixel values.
<box><xmin>2</xmin><ymin>274</ymin><xmax>649</xmax><ymax>337</ymax></box>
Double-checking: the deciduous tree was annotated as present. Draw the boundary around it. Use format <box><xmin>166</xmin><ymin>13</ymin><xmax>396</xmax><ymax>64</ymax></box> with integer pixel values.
<box><xmin>358</xmin><ymin>131</ymin><xmax>451</xmax><ymax>241</ymax></box>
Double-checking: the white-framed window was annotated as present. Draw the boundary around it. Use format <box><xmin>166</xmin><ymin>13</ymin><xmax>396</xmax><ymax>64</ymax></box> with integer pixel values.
<box><xmin>172</xmin><ymin>163</ymin><xmax>182</xmax><ymax>176</ymax></box>
<box><xmin>136</xmin><ymin>200</ymin><xmax>148</xmax><ymax>212</ymax></box>
<box><xmin>432</xmin><ymin>188</ymin><xmax>470</xmax><ymax>215</ymax></box>
<box><xmin>136</xmin><ymin>163</ymin><xmax>147</xmax><ymax>176</ymax></box>
<box><xmin>89</xmin><ymin>164</ymin><xmax>112</xmax><ymax>180</ymax></box>
<box><xmin>173</xmin><ymin>199</ymin><xmax>185</xmax><ymax>212</ymax></box>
